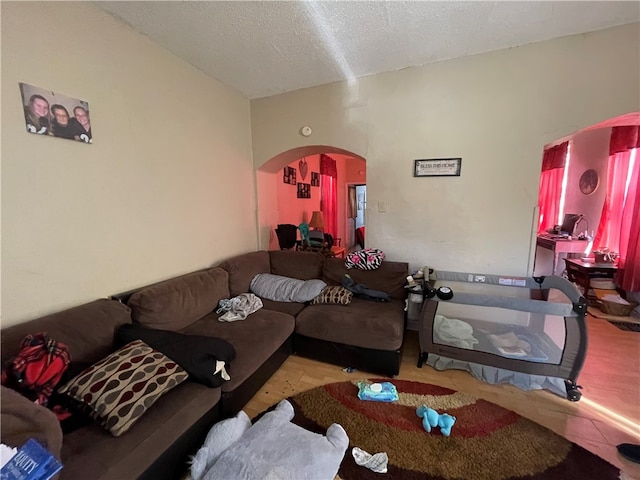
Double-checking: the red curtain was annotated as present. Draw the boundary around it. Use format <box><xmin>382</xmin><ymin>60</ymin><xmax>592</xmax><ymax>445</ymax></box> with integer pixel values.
<box><xmin>320</xmin><ymin>154</ymin><xmax>338</xmax><ymax>237</ymax></box>
<box><xmin>617</xmin><ymin>150</ymin><xmax>639</xmax><ymax>291</ymax></box>
<box><xmin>541</xmin><ymin>142</ymin><xmax>568</xmax><ymax>171</ymax></box>
<box><xmin>609</xmin><ymin>126</ymin><xmax>640</xmax><ymax>155</ymax></box>
<box><xmin>592</xmin><ymin>150</ymin><xmax>632</xmax><ymax>253</ymax></box>
<box><xmin>537</xmin><ymin>142</ymin><xmax>568</xmax><ymax>233</ymax></box>
<box><xmin>594</xmin><ymin>125</ymin><xmax>640</xmax><ymax>292</ymax></box>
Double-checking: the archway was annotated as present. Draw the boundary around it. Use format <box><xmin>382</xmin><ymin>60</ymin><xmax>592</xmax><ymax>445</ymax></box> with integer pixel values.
<box><xmin>256</xmin><ymin>146</ymin><xmax>366</xmax><ymax>251</ymax></box>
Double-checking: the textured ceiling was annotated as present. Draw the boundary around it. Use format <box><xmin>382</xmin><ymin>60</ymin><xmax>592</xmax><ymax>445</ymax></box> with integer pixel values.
<box><xmin>96</xmin><ymin>1</ymin><xmax>639</xmax><ymax>99</ymax></box>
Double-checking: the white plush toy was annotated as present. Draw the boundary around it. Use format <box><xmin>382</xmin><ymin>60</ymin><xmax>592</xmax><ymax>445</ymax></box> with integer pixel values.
<box><xmin>190</xmin><ymin>409</ymin><xmax>252</xmax><ymax>480</ymax></box>
<box><xmin>191</xmin><ymin>400</ymin><xmax>349</xmax><ymax>480</ymax></box>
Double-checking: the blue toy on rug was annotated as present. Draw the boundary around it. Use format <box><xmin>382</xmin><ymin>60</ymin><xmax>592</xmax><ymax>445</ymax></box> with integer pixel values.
<box><xmin>416</xmin><ymin>404</ymin><xmax>456</xmax><ymax>436</ymax></box>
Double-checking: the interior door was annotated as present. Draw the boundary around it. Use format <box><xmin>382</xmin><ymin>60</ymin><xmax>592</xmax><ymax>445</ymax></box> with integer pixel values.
<box><xmin>355</xmin><ymin>185</ymin><xmax>366</xmax><ymax>248</ymax></box>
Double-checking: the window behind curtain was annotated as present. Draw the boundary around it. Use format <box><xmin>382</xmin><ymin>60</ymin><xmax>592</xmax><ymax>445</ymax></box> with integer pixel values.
<box><xmin>320</xmin><ymin>154</ymin><xmax>338</xmax><ymax>237</ymax></box>
<box><xmin>538</xmin><ymin>142</ymin><xmax>569</xmax><ymax>233</ymax></box>
<box><xmin>592</xmin><ymin>149</ymin><xmax>635</xmax><ymax>252</ymax></box>
<box><xmin>594</xmin><ymin>126</ymin><xmax>640</xmax><ymax>291</ymax></box>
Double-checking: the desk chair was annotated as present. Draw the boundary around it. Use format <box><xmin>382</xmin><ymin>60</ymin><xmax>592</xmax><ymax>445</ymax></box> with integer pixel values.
<box><xmin>308</xmin><ymin>230</ymin><xmax>325</xmax><ymax>248</ymax></box>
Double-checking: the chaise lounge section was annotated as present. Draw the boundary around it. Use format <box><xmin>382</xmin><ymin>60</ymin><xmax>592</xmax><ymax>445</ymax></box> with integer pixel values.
<box><xmin>1</xmin><ymin>299</ymin><xmax>225</xmax><ymax>480</ymax></box>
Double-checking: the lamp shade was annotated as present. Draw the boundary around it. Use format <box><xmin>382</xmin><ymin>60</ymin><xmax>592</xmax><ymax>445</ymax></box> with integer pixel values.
<box><xmin>309</xmin><ymin>211</ymin><xmax>325</xmax><ymax>230</ymax></box>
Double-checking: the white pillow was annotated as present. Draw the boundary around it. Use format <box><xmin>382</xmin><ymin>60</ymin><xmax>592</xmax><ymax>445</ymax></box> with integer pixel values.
<box><xmin>250</xmin><ymin>273</ymin><xmax>326</xmax><ymax>302</ymax></box>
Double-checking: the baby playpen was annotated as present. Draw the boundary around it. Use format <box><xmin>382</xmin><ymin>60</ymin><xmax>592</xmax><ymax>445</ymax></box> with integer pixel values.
<box><xmin>417</xmin><ymin>270</ymin><xmax>587</xmax><ymax>401</ymax></box>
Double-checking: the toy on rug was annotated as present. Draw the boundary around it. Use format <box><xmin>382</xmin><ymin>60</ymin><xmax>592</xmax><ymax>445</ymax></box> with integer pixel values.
<box><xmin>357</xmin><ymin>381</ymin><xmax>398</xmax><ymax>402</ymax></box>
<box><xmin>192</xmin><ymin>399</ymin><xmax>349</xmax><ymax>480</ymax></box>
<box><xmin>352</xmin><ymin>447</ymin><xmax>388</xmax><ymax>473</ymax></box>
<box><xmin>416</xmin><ymin>404</ymin><xmax>456</xmax><ymax>436</ymax></box>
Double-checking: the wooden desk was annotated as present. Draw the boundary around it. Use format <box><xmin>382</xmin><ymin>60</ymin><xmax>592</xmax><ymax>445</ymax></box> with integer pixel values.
<box><xmin>564</xmin><ymin>258</ymin><xmax>617</xmax><ymax>303</ymax></box>
<box><xmin>536</xmin><ymin>235</ymin><xmax>589</xmax><ymax>275</ymax></box>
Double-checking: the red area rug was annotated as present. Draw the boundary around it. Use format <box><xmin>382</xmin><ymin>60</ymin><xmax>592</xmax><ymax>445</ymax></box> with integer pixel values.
<box><xmin>282</xmin><ymin>379</ymin><xmax>620</xmax><ymax>479</ymax></box>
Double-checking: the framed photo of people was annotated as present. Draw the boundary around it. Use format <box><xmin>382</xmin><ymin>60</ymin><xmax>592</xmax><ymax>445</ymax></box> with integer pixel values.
<box><xmin>311</xmin><ymin>172</ymin><xmax>320</xmax><ymax>187</ymax></box>
<box><xmin>297</xmin><ymin>183</ymin><xmax>311</xmax><ymax>198</ymax></box>
<box><xmin>283</xmin><ymin>166</ymin><xmax>297</xmax><ymax>185</ymax></box>
<box><xmin>19</xmin><ymin>83</ymin><xmax>92</xmax><ymax>144</ymax></box>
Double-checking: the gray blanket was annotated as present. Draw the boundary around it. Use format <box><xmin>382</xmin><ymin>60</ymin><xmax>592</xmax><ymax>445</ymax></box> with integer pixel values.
<box><xmin>217</xmin><ymin>293</ymin><xmax>264</xmax><ymax>322</ymax></box>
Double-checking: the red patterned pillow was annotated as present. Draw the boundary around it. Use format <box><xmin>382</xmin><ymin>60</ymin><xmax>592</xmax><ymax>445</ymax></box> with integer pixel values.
<box><xmin>57</xmin><ymin>340</ymin><xmax>188</xmax><ymax>436</ymax></box>
<box><xmin>345</xmin><ymin>249</ymin><xmax>385</xmax><ymax>270</ymax></box>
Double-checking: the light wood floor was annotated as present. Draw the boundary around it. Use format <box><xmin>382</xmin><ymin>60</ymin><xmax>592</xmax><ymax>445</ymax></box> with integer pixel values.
<box><xmin>244</xmin><ymin>314</ymin><xmax>640</xmax><ymax>478</ymax></box>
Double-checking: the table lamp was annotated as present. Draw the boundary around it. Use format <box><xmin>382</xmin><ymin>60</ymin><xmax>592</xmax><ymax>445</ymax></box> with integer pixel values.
<box><xmin>308</xmin><ymin>211</ymin><xmax>326</xmax><ymax>248</ymax></box>
<box><xmin>309</xmin><ymin>211</ymin><xmax>325</xmax><ymax>232</ymax></box>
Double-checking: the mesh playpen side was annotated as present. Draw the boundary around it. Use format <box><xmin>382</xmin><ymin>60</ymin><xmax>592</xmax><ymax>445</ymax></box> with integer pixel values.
<box><xmin>417</xmin><ymin>271</ymin><xmax>587</xmax><ymax>401</ymax></box>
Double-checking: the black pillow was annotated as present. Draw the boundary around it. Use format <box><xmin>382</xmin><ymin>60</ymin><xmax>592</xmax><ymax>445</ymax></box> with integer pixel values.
<box><xmin>115</xmin><ymin>324</ymin><xmax>236</xmax><ymax>388</ymax></box>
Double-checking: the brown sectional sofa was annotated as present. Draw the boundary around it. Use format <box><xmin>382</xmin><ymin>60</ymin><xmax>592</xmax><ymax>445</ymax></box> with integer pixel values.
<box><xmin>0</xmin><ymin>250</ymin><xmax>408</xmax><ymax>480</ymax></box>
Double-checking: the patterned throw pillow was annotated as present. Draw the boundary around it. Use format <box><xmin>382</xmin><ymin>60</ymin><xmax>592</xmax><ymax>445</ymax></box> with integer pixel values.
<box><xmin>345</xmin><ymin>249</ymin><xmax>385</xmax><ymax>270</ymax></box>
<box><xmin>57</xmin><ymin>340</ymin><xmax>188</xmax><ymax>437</ymax></box>
<box><xmin>311</xmin><ymin>286</ymin><xmax>353</xmax><ymax>305</ymax></box>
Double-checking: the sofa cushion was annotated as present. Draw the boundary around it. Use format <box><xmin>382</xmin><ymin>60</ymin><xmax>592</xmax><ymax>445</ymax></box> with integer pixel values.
<box><xmin>181</xmin><ymin>310</ymin><xmax>295</xmax><ymax>393</ymax></box>
<box><xmin>259</xmin><ymin>299</ymin><xmax>306</xmax><ymax>317</ymax></box>
<box><xmin>311</xmin><ymin>286</ymin><xmax>353</xmax><ymax>305</ymax></box>
<box><xmin>59</xmin><ymin>381</ymin><xmax>221</xmax><ymax>480</ymax></box>
<box><xmin>127</xmin><ymin>268</ymin><xmax>229</xmax><ymax>331</ymax></box>
<box><xmin>322</xmin><ymin>257</ymin><xmax>409</xmax><ymax>300</ymax></box>
<box><xmin>1</xmin><ymin>386</ymin><xmax>63</xmax><ymax>458</ymax></box>
<box><xmin>219</xmin><ymin>251</ymin><xmax>271</xmax><ymax>297</ymax></box>
<box><xmin>295</xmin><ymin>298</ymin><xmax>405</xmax><ymax>351</ymax></box>
<box><xmin>269</xmin><ymin>251</ymin><xmax>324</xmax><ymax>280</ymax></box>
<box><xmin>250</xmin><ymin>274</ymin><xmax>326</xmax><ymax>302</ymax></box>
<box><xmin>1</xmin><ymin>299</ymin><xmax>132</xmax><ymax>367</ymax></box>
<box><xmin>57</xmin><ymin>340</ymin><xmax>188</xmax><ymax>437</ymax></box>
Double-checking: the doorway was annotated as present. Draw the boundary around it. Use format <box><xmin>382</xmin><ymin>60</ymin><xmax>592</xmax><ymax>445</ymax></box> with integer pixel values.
<box><xmin>532</xmin><ymin>113</ymin><xmax>640</xmax><ymax>277</ymax></box>
<box><xmin>255</xmin><ymin>147</ymin><xmax>367</xmax><ymax>251</ymax></box>
<box><xmin>346</xmin><ymin>184</ymin><xmax>366</xmax><ymax>250</ymax></box>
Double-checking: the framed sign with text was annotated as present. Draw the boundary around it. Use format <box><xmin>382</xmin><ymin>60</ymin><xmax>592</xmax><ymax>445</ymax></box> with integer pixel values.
<box><xmin>414</xmin><ymin>158</ymin><xmax>462</xmax><ymax>177</ymax></box>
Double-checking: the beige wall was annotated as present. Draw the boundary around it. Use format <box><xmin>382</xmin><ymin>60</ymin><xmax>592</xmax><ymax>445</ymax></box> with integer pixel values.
<box><xmin>345</xmin><ymin>157</ymin><xmax>367</xmax><ymax>184</ymax></box>
<box><xmin>252</xmin><ymin>23</ymin><xmax>640</xmax><ymax>276</ymax></box>
<box><xmin>1</xmin><ymin>2</ymin><xmax>256</xmax><ymax>326</ymax></box>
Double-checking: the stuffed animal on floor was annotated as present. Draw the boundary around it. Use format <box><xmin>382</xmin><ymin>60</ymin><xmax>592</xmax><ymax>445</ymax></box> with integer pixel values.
<box><xmin>192</xmin><ymin>399</ymin><xmax>349</xmax><ymax>480</ymax></box>
<box><xmin>416</xmin><ymin>404</ymin><xmax>456</xmax><ymax>437</ymax></box>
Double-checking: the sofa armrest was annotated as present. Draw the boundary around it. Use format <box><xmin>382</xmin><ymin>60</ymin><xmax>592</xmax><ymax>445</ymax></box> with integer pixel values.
<box><xmin>1</xmin><ymin>386</ymin><xmax>63</xmax><ymax>458</ymax></box>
